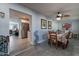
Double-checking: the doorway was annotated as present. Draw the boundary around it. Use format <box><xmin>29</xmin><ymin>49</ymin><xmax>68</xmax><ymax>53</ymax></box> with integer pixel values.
<box><xmin>9</xmin><ymin>9</ymin><xmax>32</xmax><ymax>55</ymax></box>
<box><xmin>21</xmin><ymin>19</ymin><xmax>29</xmax><ymax>39</ymax></box>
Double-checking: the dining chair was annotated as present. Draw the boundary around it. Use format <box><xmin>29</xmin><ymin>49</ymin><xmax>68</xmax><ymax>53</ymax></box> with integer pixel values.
<box><xmin>48</xmin><ymin>32</ymin><xmax>58</xmax><ymax>47</ymax></box>
<box><xmin>61</xmin><ymin>31</ymin><xmax>71</xmax><ymax>49</ymax></box>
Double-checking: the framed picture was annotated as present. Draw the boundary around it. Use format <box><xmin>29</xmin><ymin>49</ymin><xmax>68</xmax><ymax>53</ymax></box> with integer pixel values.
<box><xmin>48</xmin><ymin>21</ymin><xmax>52</xmax><ymax>29</ymax></box>
<box><xmin>62</xmin><ymin>23</ymin><xmax>72</xmax><ymax>30</ymax></box>
<box><xmin>41</xmin><ymin>19</ymin><xmax>47</xmax><ymax>29</ymax></box>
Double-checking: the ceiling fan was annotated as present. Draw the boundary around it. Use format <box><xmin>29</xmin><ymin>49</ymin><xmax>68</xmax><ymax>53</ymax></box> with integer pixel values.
<box><xmin>56</xmin><ymin>12</ymin><xmax>70</xmax><ymax>20</ymax></box>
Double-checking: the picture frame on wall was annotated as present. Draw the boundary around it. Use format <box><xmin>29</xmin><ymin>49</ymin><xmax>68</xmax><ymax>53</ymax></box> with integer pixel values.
<box><xmin>41</xmin><ymin>19</ymin><xmax>47</xmax><ymax>29</ymax></box>
<box><xmin>62</xmin><ymin>23</ymin><xmax>72</xmax><ymax>30</ymax></box>
<box><xmin>48</xmin><ymin>21</ymin><xmax>52</xmax><ymax>29</ymax></box>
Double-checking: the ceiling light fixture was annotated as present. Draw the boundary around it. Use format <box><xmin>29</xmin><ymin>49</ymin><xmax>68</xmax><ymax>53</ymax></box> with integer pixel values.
<box><xmin>56</xmin><ymin>17</ymin><xmax>61</xmax><ymax>20</ymax></box>
<box><xmin>57</xmin><ymin>12</ymin><xmax>62</xmax><ymax>17</ymax></box>
<box><xmin>56</xmin><ymin>12</ymin><xmax>62</xmax><ymax>20</ymax></box>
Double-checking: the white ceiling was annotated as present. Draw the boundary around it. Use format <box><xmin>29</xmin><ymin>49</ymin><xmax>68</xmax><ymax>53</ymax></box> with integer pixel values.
<box><xmin>21</xmin><ymin>3</ymin><xmax>79</xmax><ymax>20</ymax></box>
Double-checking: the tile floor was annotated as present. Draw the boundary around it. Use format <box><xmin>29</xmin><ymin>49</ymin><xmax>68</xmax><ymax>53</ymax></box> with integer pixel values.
<box><xmin>16</xmin><ymin>38</ymin><xmax>79</xmax><ymax>56</ymax></box>
<box><xmin>9</xmin><ymin>36</ymin><xmax>79</xmax><ymax>56</ymax></box>
<box><xmin>9</xmin><ymin>36</ymin><xmax>32</xmax><ymax>56</ymax></box>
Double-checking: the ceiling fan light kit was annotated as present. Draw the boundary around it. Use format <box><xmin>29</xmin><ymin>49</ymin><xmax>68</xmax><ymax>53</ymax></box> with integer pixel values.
<box><xmin>56</xmin><ymin>17</ymin><xmax>61</xmax><ymax>20</ymax></box>
<box><xmin>57</xmin><ymin>12</ymin><xmax>62</xmax><ymax>17</ymax></box>
<box><xmin>56</xmin><ymin>12</ymin><xmax>62</xmax><ymax>20</ymax></box>
<box><xmin>56</xmin><ymin>11</ymin><xmax>70</xmax><ymax>20</ymax></box>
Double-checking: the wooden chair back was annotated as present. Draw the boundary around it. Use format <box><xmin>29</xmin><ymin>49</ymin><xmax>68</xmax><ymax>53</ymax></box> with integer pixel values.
<box><xmin>50</xmin><ymin>32</ymin><xmax>57</xmax><ymax>43</ymax></box>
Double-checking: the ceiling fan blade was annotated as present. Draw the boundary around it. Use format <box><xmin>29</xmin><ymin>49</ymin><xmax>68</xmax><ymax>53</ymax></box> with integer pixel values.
<box><xmin>63</xmin><ymin>15</ymin><xmax>70</xmax><ymax>17</ymax></box>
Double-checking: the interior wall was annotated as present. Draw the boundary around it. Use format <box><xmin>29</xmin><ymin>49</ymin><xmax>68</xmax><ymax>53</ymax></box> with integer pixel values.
<box><xmin>32</xmin><ymin>12</ymin><xmax>51</xmax><ymax>43</ymax></box>
<box><xmin>0</xmin><ymin>3</ymin><xmax>51</xmax><ymax>44</ymax></box>
<box><xmin>71</xmin><ymin>20</ymin><xmax>79</xmax><ymax>33</ymax></box>
<box><xmin>52</xmin><ymin>21</ymin><xmax>59</xmax><ymax>31</ymax></box>
<box><xmin>0</xmin><ymin>18</ymin><xmax>9</xmax><ymax>35</ymax></box>
<box><xmin>8</xmin><ymin>4</ymin><xmax>52</xmax><ymax>44</ymax></box>
<box><xmin>52</xmin><ymin>19</ymin><xmax>79</xmax><ymax>34</ymax></box>
<box><xmin>1</xmin><ymin>3</ymin><xmax>79</xmax><ymax>45</ymax></box>
<box><xmin>0</xmin><ymin>4</ymin><xmax>9</xmax><ymax>36</ymax></box>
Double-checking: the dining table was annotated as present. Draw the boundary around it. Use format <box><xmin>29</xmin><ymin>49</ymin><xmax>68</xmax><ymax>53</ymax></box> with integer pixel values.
<box><xmin>49</xmin><ymin>31</ymin><xmax>68</xmax><ymax>46</ymax></box>
<box><xmin>50</xmin><ymin>32</ymin><xmax>65</xmax><ymax>42</ymax></box>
